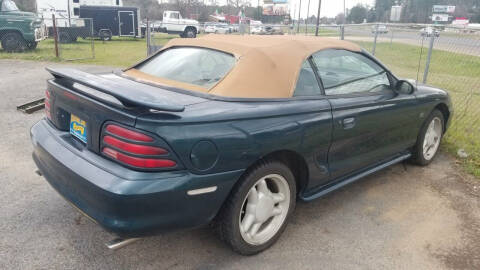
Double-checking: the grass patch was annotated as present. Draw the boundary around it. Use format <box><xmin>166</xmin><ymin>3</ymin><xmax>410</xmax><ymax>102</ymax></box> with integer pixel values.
<box><xmin>0</xmin><ymin>34</ymin><xmax>175</xmax><ymax>67</ymax></box>
<box><xmin>354</xmin><ymin>41</ymin><xmax>480</xmax><ymax>178</ymax></box>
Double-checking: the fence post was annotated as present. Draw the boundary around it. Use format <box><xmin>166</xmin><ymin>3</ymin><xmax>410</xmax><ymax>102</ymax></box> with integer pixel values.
<box><xmin>340</xmin><ymin>25</ymin><xmax>344</xmax><ymax>40</ymax></box>
<box><xmin>423</xmin><ymin>34</ymin><xmax>435</xmax><ymax>84</ymax></box>
<box><xmin>146</xmin><ymin>18</ymin><xmax>151</xmax><ymax>56</ymax></box>
<box><xmin>90</xmin><ymin>18</ymin><xmax>95</xmax><ymax>59</ymax></box>
<box><xmin>372</xmin><ymin>23</ymin><xmax>378</xmax><ymax>55</ymax></box>
<box><xmin>52</xmin><ymin>14</ymin><xmax>59</xmax><ymax>58</ymax></box>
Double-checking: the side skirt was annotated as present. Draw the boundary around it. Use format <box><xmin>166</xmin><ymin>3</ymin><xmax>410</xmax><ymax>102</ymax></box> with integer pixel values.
<box><xmin>299</xmin><ymin>152</ymin><xmax>411</xmax><ymax>202</ymax></box>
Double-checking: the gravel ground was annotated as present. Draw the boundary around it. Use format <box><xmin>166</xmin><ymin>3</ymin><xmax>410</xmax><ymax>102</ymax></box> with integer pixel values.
<box><xmin>0</xmin><ymin>59</ymin><xmax>479</xmax><ymax>270</ymax></box>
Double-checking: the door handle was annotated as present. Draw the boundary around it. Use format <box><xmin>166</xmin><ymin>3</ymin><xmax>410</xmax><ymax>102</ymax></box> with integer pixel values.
<box><xmin>342</xmin><ymin>117</ymin><xmax>356</xmax><ymax>129</ymax></box>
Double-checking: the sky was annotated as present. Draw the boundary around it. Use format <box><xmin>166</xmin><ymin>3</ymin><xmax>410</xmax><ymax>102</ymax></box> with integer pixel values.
<box><xmin>289</xmin><ymin>0</ymin><xmax>375</xmax><ymax>18</ymax></box>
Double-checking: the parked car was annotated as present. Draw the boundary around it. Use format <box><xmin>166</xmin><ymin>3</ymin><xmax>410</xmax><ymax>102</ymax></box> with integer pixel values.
<box><xmin>204</xmin><ymin>23</ymin><xmax>232</xmax><ymax>34</ymax></box>
<box><xmin>250</xmin><ymin>20</ymin><xmax>263</xmax><ymax>34</ymax></box>
<box><xmin>0</xmin><ymin>0</ymin><xmax>47</xmax><ymax>51</ymax></box>
<box><xmin>420</xmin><ymin>27</ymin><xmax>440</xmax><ymax>37</ymax></box>
<box><xmin>32</xmin><ymin>35</ymin><xmax>452</xmax><ymax>256</ymax></box>
<box><xmin>259</xmin><ymin>26</ymin><xmax>284</xmax><ymax>35</ymax></box>
<box><xmin>371</xmin><ymin>24</ymin><xmax>388</xmax><ymax>34</ymax></box>
<box><xmin>250</xmin><ymin>25</ymin><xmax>264</xmax><ymax>34</ymax></box>
<box><xmin>158</xmin><ymin>10</ymin><xmax>199</xmax><ymax>38</ymax></box>
<box><xmin>231</xmin><ymin>24</ymin><xmax>239</xmax><ymax>32</ymax></box>
<box><xmin>204</xmin><ymin>22</ymin><xmax>216</xmax><ymax>33</ymax></box>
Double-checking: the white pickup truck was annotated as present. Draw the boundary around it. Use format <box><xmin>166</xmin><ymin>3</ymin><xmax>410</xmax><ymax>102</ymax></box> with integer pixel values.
<box><xmin>159</xmin><ymin>10</ymin><xmax>200</xmax><ymax>38</ymax></box>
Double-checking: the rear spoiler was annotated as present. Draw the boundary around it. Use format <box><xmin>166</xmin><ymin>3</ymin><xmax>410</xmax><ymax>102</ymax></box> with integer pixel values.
<box><xmin>46</xmin><ymin>68</ymin><xmax>185</xmax><ymax>112</ymax></box>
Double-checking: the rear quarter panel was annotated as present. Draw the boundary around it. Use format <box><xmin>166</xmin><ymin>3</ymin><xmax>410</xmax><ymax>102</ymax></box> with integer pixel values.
<box><xmin>135</xmin><ymin>98</ymin><xmax>333</xmax><ymax>190</ymax></box>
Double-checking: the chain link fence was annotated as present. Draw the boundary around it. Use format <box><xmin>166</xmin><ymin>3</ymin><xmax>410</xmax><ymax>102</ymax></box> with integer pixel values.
<box><xmin>145</xmin><ymin>22</ymin><xmax>479</xmax><ymax>171</ymax></box>
<box><xmin>2</xmin><ymin>17</ymin><xmax>477</xmax><ymax>173</ymax></box>
<box><xmin>47</xmin><ymin>17</ymin><xmax>95</xmax><ymax>61</ymax></box>
<box><xmin>0</xmin><ymin>17</ymin><xmax>94</xmax><ymax>61</ymax></box>
<box><xmin>339</xmin><ymin>23</ymin><xmax>480</xmax><ymax>167</ymax></box>
<box><xmin>0</xmin><ymin>20</ymin><xmax>47</xmax><ymax>53</ymax></box>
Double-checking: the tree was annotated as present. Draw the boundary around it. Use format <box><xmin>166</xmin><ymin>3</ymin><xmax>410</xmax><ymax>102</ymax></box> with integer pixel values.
<box><xmin>335</xmin><ymin>13</ymin><xmax>345</xmax><ymax>24</ymax></box>
<box><xmin>12</xmin><ymin>0</ymin><xmax>35</xmax><ymax>12</ymax></box>
<box><xmin>367</xmin><ymin>8</ymin><xmax>376</xmax><ymax>22</ymax></box>
<box><xmin>374</xmin><ymin>0</ymin><xmax>395</xmax><ymax>22</ymax></box>
<box><xmin>347</xmin><ymin>4</ymin><xmax>368</xmax><ymax>24</ymax></box>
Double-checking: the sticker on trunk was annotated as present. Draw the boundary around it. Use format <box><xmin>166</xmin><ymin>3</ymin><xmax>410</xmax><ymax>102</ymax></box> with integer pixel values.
<box><xmin>70</xmin><ymin>114</ymin><xmax>87</xmax><ymax>143</ymax></box>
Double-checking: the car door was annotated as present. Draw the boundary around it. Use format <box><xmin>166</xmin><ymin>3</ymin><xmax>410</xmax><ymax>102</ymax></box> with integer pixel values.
<box><xmin>292</xmin><ymin>59</ymin><xmax>334</xmax><ymax>189</ymax></box>
<box><xmin>169</xmin><ymin>12</ymin><xmax>182</xmax><ymax>32</ymax></box>
<box><xmin>311</xmin><ymin>49</ymin><xmax>419</xmax><ymax>180</ymax></box>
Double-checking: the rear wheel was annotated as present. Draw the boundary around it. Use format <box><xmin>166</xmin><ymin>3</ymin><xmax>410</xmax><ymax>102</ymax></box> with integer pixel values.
<box><xmin>215</xmin><ymin>160</ymin><xmax>296</xmax><ymax>255</ymax></box>
<box><xmin>183</xmin><ymin>27</ymin><xmax>196</xmax><ymax>38</ymax></box>
<box><xmin>411</xmin><ymin>109</ymin><xmax>444</xmax><ymax>165</ymax></box>
<box><xmin>26</xmin><ymin>41</ymin><xmax>38</xmax><ymax>50</ymax></box>
<box><xmin>1</xmin><ymin>32</ymin><xmax>26</xmax><ymax>52</ymax></box>
<box><xmin>58</xmin><ymin>32</ymin><xmax>73</xmax><ymax>43</ymax></box>
<box><xmin>99</xmin><ymin>30</ymin><xmax>112</xmax><ymax>41</ymax></box>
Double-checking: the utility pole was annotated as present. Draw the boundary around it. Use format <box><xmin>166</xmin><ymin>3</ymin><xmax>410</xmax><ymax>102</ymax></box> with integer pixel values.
<box><xmin>67</xmin><ymin>0</ymin><xmax>71</xmax><ymax>27</ymax></box>
<box><xmin>297</xmin><ymin>0</ymin><xmax>302</xmax><ymax>33</ymax></box>
<box><xmin>344</xmin><ymin>0</ymin><xmax>346</xmax><ymax>24</ymax></box>
<box><xmin>314</xmin><ymin>0</ymin><xmax>322</xmax><ymax>36</ymax></box>
<box><xmin>257</xmin><ymin>0</ymin><xmax>260</xmax><ymax>20</ymax></box>
<box><xmin>305</xmin><ymin>0</ymin><xmax>311</xmax><ymax>34</ymax></box>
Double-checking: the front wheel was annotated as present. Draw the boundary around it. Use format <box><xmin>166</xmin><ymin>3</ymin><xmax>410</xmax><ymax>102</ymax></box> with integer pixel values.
<box><xmin>1</xmin><ymin>32</ymin><xmax>26</xmax><ymax>52</ymax></box>
<box><xmin>215</xmin><ymin>160</ymin><xmax>296</xmax><ymax>255</ymax></box>
<box><xmin>411</xmin><ymin>109</ymin><xmax>444</xmax><ymax>165</ymax></box>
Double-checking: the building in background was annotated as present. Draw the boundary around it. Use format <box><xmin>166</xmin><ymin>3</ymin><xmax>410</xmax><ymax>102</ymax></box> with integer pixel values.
<box><xmin>390</xmin><ymin>5</ymin><xmax>401</xmax><ymax>22</ymax></box>
<box><xmin>431</xmin><ymin>5</ymin><xmax>455</xmax><ymax>24</ymax></box>
<box><xmin>263</xmin><ymin>0</ymin><xmax>288</xmax><ymax>16</ymax></box>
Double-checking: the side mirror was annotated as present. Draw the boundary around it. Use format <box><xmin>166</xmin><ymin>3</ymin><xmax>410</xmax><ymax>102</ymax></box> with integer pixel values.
<box><xmin>395</xmin><ymin>80</ymin><xmax>415</xmax><ymax>95</ymax></box>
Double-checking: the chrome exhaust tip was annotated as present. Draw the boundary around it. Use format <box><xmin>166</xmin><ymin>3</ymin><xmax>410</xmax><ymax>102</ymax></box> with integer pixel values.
<box><xmin>105</xmin><ymin>238</ymin><xmax>140</xmax><ymax>250</ymax></box>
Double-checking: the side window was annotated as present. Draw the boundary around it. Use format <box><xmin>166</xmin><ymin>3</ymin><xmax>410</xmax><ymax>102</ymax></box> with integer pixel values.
<box><xmin>293</xmin><ymin>60</ymin><xmax>321</xmax><ymax>96</ymax></box>
<box><xmin>312</xmin><ymin>49</ymin><xmax>391</xmax><ymax>95</ymax></box>
<box><xmin>170</xmin><ymin>13</ymin><xmax>179</xmax><ymax>19</ymax></box>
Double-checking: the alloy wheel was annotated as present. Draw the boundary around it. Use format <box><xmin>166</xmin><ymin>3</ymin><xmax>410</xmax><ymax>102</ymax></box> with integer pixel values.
<box><xmin>238</xmin><ymin>174</ymin><xmax>290</xmax><ymax>245</ymax></box>
<box><xmin>423</xmin><ymin>117</ymin><xmax>442</xmax><ymax>160</ymax></box>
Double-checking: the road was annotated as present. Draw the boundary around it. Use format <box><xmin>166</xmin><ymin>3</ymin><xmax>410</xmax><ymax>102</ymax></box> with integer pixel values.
<box><xmin>0</xmin><ymin>60</ymin><xmax>479</xmax><ymax>270</ymax></box>
<box><xmin>343</xmin><ymin>26</ymin><xmax>480</xmax><ymax>56</ymax></box>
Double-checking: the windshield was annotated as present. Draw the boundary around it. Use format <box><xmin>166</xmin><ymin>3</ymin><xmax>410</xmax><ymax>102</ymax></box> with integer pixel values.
<box><xmin>1</xmin><ymin>0</ymin><xmax>19</xmax><ymax>11</ymax></box>
<box><xmin>136</xmin><ymin>47</ymin><xmax>235</xmax><ymax>89</ymax></box>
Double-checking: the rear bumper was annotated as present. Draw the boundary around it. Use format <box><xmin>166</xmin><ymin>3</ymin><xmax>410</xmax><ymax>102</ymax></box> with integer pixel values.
<box><xmin>31</xmin><ymin>119</ymin><xmax>243</xmax><ymax>237</ymax></box>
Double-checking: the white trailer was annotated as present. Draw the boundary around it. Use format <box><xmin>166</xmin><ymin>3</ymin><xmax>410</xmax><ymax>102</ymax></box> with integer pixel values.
<box><xmin>36</xmin><ymin>0</ymin><xmax>123</xmax><ymax>27</ymax></box>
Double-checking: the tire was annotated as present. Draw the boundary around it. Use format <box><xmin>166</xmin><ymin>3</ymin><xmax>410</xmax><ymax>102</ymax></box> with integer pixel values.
<box><xmin>215</xmin><ymin>160</ymin><xmax>296</xmax><ymax>255</ymax></box>
<box><xmin>58</xmin><ymin>32</ymin><xmax>72</xmax><ymax>44</ymax></box>
<box><xmin>1</xmin><ymin>32</ymin><xmax>26</xmax><ymax>52</ymax></box>
<box><xmin>26</xmin><ymin>41</ymin><xmax>38</xmax><ymax>50</ymax></box>
<box><xmin>183</xmin><ymin>27</ymin><xmax>196</xmax><ymax>38</ymax></box>
<box><xmin>99</xmin><ymin>30</ymin><xmax>112</xmax><ymax>41</ymax></box>
<box><xmin>411</xmin><ymin>109</ymin><xmax>444</xmax><ymax>166</ymax></box>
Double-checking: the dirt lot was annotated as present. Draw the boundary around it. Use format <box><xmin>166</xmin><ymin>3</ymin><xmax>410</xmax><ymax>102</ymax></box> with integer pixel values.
<box><xmin>0</xmin><ymin>59</ymin><xmax>479</xmax><ymax>270</ymax></box>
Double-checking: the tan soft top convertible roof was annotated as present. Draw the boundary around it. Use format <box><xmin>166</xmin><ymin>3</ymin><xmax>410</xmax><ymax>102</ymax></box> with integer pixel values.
<box><xmin>124</xmin><ymin>35</ymin><xmax>362</xmax><ymax>98</ymax></box>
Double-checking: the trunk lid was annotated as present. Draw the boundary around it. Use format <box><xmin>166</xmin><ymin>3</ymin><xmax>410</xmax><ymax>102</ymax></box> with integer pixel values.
<box><xmin>46</xmin><ymin>68</ymin><xmax>206</xmax><ymax>154</ymax></box>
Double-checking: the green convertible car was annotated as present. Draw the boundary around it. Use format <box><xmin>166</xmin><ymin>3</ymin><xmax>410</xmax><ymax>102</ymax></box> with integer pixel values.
<box><xmin>31</xmin><ymin>35</ymin><xmax>452</xmax><ymax>255</ymax></box>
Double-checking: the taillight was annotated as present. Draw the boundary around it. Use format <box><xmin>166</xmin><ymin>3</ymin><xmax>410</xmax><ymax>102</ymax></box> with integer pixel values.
<box><xmin>105</xmin><ymin>125</ymin><xmax>154</xmax><ymax>142</ymax></box>
<box><xmin>45</xmin><ymin>90</ymin><xmax>52</xmax><ymax>120</ymax></box>
<box><xmin>103</xmin><ymin>135</ymin><xmax>167</xmax><ymax>155</ymax></box>
<box><xmin>102</xmin><ymin>147</ymin><xmax>176</xmax><ymax>168</ymax></box>
<box><xmin>101</xmin><ymin>124</ymin><xmax>177</xmax><ymax>170</ymax></box>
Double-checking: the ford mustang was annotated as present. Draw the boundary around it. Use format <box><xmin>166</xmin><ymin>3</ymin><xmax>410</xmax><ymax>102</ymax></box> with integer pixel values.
<box><xmin>31</xmin><ymin>35</ymin><xmax>452</xmax><ymax>255</ymax></box>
